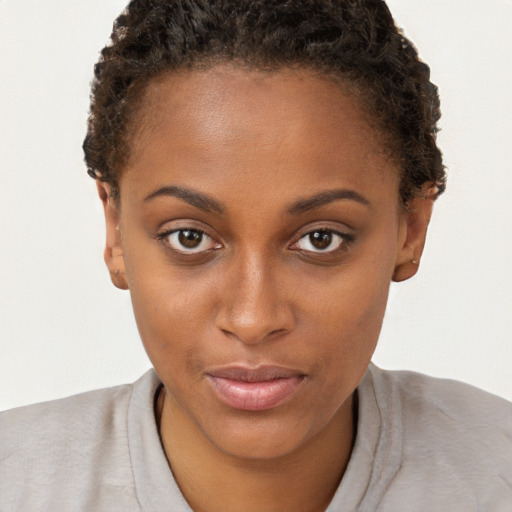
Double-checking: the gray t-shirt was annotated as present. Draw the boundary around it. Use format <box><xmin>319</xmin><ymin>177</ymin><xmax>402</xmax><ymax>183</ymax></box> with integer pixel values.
<box><xmin>1</xmin><ymin>364</ymin><xmax>511</xmax><ymax>511</ymax></box>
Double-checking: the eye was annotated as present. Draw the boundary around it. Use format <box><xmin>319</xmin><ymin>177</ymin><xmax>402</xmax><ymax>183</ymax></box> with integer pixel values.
<box><xmin>161</xmin><ymin>229</ymin><xmax>220</xmax><ymax>254</ymax></box>
<box><xmin>293</xmin><ymin>229</ymin><xmax>347</xmax><ymax>253</ymax></box>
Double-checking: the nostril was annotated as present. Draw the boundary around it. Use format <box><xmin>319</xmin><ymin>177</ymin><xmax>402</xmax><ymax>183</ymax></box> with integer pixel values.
<box><xmin>268</xmin><ymin>329</ymin><xmax>287</xmax><ymax>337</ymax></box>
<box><xmin>219</xmin><ymin>327</ymin><xmax>288</xmax><ymax>343</ymax></box>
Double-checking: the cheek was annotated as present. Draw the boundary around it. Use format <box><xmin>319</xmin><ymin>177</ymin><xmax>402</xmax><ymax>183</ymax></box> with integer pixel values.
<box><xmin>128</xmin><ymin>270</ymin><xmax>217</xmax><ymax>357</ymax></box>
<box><xmin>305</xmin><ymin>286</ymin><xmax>386</xmax><ymax>373</ymax></box>
<box><xmin>298</xmin><ymin>254</ymin><xmax>394</xmax><ymax>375</ymax></box>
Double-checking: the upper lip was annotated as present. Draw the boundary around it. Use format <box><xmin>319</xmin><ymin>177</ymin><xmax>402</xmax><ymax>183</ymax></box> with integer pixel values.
<box><xmin>206</xmin><ymin>365</ymin><xmax>305</xmax><ymax>382</ymax></box>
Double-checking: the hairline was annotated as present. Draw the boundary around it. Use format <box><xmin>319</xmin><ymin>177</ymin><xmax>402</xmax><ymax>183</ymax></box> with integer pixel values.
<box><xmin>107</xmin><ymin>60</ymin><xmax>403</xmax><ymax>207</ymax></box>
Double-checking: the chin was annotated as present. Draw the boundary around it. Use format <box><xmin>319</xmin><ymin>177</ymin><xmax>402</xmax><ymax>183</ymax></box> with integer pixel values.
<box><xmin>200</xmin><ymin>416</ymin><xmax>313</xmax><ymax>461</ymax></box>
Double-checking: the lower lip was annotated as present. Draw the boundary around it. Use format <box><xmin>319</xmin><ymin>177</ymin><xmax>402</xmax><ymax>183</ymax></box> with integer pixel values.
<box><xmin>207</xmin><ymin>375</ymin><xmax>305</xmax><ymax>411</ymax></box>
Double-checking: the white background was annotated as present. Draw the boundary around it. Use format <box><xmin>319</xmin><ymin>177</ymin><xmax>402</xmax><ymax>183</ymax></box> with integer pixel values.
<box><xmin>0</xmin><ymin>0</ymin><xmax>510</xmax><ymax>410</ymax></box>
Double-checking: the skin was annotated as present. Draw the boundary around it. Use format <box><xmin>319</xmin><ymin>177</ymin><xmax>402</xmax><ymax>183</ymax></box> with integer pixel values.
<box><xmin>98</xmin><ymin>66</ymin><xmax>434</xmax><ymax>512</ymax></box>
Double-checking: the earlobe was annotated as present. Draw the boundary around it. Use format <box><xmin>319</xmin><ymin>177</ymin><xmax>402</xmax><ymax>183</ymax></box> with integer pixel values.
<box><xmin>392</xmin><ymin>186</ymin><xmax>437</xmax><ymax>283</ymax></box>
<box><xmin>96</xmin><ymin>181</ymin><xmax>128</xmax><ymax>290</ymax></box>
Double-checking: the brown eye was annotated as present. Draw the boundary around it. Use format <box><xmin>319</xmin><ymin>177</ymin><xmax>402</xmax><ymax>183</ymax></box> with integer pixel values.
<box><xmin>178</xmin><ymin>230</ymin><xmax>203</xmax><ymax>249</ymax></box>
<box><xmin>294</xmin><ymin>229</ymin><xmax>345</xmax><ymax>253</ymax></box>
<box><xmin>309</xmin><ymin>231</ymin><xmax>332</xmax><ymax>250</ymax></box>
<box><xmin>163</xmin><ymin>229</ymin><xmax>220</xmax><ymax>254</ymax></box>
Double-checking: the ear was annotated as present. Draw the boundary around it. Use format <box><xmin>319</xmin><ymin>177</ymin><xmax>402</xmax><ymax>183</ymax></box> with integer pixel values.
<box><xmin>393</xmin><ymin>186</ymin><xmax>437</xmax><ymax>283</ymax></box>
<box><xmin>97</xmin><ymin>181</ymin><xmax>128</xmax><ymax>290</ymax></box>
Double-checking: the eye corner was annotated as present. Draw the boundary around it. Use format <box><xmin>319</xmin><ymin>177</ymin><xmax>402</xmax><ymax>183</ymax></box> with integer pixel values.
<box><xmin>290</xmin><ymin>228</ymin><xmax>355</xmax><ymax>255</ymax></box>
<box><xmin>157</xmin><ymin>227</ymin><xmax>221</xmax><ymax>255</ymax></box>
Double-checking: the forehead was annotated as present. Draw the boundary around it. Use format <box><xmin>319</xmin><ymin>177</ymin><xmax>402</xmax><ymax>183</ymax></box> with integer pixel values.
<box><xmin>122</xmin><ymin>66</ymin><xmax>399</xmax><ymax>205</ymax></box>
<box><xmin>132</xmin><ymin>66</ymin><xmax>379</xmax><ymax>153</ymax></box>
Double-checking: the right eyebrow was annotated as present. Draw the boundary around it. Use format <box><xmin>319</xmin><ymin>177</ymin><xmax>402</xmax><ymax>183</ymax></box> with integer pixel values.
<box><xmin>143</xmin><ymin>185</ymin><xmax>225</xmax><ymax>214</ymax></box>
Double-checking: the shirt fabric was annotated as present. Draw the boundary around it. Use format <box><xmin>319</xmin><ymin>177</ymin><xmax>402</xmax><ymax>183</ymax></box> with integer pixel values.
<box><xmin>1</xmin><ymin>363</ymin><xmax>511</xmax><ymax>511</ymax></box>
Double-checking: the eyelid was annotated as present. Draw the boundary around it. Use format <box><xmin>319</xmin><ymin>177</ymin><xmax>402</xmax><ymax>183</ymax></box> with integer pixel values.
<box><xmin>290</xmin><ymin>221</ymin><xmax>354</xmax><ymax>241</ymax></box>
<box><xmin>156</xmin><ymin>225</ymin><xmax>222</xmax><ymax>255</ymax></box>
<box><xmin>289</xmin><ymin>226</ymin><xmax>355</xmax><ymax>254</ymax></box>
<box><xmin>154</xmin><ymin>221</ymin><xmax>354</xmax><ymax>258</ymax></box>
<box><xmin>154</xmin><ymin>218</ymin><xmax>218</xmax><ymax>241</ymax></box>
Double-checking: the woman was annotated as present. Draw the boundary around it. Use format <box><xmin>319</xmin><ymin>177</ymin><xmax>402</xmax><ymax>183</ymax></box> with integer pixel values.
<box><xmin>1</xmin><ymin>1</ymin><xmax>510</xmax><ymax>511</ymax></box>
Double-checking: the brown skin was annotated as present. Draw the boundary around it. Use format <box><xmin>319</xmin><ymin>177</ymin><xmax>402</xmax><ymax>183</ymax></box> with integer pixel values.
<box><xmin>98</xmin><ymin>67</ymin><xmax>434</xmax><ymax>512</ymax></box>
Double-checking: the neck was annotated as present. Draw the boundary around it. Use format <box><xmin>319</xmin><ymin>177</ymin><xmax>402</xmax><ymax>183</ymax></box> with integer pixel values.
<box><xmin>156</xmin><ymin>388</ymin><xmax>356</xmax><ymax>512</ymax></box>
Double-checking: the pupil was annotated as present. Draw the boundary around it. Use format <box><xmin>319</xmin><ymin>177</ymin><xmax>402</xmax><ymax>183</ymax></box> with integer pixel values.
<box><xmin>310</xmin><ymin>231</ymin><xmax>332</xmax><ymax>250</ymax></box>
<box><xmin>178</xmin><ymin>230</ymin><xmax>202</xmax><ymax>248</ymax></box>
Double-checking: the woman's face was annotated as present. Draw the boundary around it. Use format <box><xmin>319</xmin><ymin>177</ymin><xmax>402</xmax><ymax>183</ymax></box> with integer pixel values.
<box><xmin>102</xmin><ymin>66</ymin><xmax>429</xmax><ymax>459</ymax></box>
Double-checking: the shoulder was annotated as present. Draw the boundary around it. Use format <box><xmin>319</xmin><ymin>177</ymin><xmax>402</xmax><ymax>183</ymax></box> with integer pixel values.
<box><xmin>0</xmin><ymin>379</ymin><xmax>133</xmax><ymax>459</ymax></box>
<box><xmin>368</xmin><ymin>365</ymin><xmax>512</xmax><ymax>511</ymax></box>
<box><xmin>0</xmin><ymin>371</ymin><xmax>159</xmax><ymax>511</ymax></box>
<box><xmin>370</xmin><ymin>364</ymin><xmax>512</xmax><ymax>430</ymax></box>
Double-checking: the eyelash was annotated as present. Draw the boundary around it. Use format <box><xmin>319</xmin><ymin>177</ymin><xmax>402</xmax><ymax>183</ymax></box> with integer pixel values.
<box><xmin>156</xmin><ymin>228</ymin><xmax>220</xmax><ymax>255</ymax></box>
<box><xmin>156</xmin><ymin>227</ymin><xmax>354</xmax><ymax>257</ymax></box>
<box><xmin>291</xmin><ymin>229</ymin><xmax>354</xmax><ymax>254</ymax></box>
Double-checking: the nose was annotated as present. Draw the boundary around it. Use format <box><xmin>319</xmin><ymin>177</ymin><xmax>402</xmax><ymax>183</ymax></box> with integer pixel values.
<box><xmin>214</xmin><ymin>251</ymin><xmax>295</xmax><ymax>345</ymax></box>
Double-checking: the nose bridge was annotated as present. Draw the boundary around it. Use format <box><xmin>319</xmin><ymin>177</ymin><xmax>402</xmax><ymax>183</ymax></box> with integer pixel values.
<box><xmin>216</xmin><ymin>247</ymin><xmax>293</xmax><ymax>344</ymax></box>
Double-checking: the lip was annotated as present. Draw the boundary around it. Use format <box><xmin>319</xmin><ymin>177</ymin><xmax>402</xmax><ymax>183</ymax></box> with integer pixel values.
<box><xmin>206</xmin><ymin>365</ymin><xmax>306</xmax><ymax>411</ymax></box>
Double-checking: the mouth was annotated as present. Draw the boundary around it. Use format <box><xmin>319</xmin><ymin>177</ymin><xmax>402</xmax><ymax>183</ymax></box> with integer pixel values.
<box><xmin>206</xmin><ymin>365</ymin><xmax>306</xmax><ymax>411</ymax></box>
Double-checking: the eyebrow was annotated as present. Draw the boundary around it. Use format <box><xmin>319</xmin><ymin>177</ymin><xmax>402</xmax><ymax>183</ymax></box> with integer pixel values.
<box><xmin>144</xmin><ymin>185</ymin><xmax>225</xmax><ymax>214</ymax></box>
<box><xmin>144</xmin><ymin>184</ymin><xmax>369</xmax><ymax>215</ymax></box>
<box><xmin>287</xmin><ymin>188</ymin><xmax>370</xmax><ymax>215</ymax></box>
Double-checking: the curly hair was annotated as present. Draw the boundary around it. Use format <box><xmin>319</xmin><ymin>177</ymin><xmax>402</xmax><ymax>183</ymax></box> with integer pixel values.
<box><xmin>83</xmin><ymin>0</ymin><xmax>446</xmax><ymax>204</ymax></box>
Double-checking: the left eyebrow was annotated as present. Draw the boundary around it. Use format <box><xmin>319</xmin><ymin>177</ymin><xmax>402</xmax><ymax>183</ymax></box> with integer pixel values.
<box><xmin>287</xmin><ymin>188</ymin><xmax>371</xmax><ymax>215</ymax></box>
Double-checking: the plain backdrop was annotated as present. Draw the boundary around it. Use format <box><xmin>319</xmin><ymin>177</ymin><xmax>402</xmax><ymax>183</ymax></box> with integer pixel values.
<box><xmin>1</xmin><ymin>0</ymin><xmax>511</xmax><ymax>410</ymax></box>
